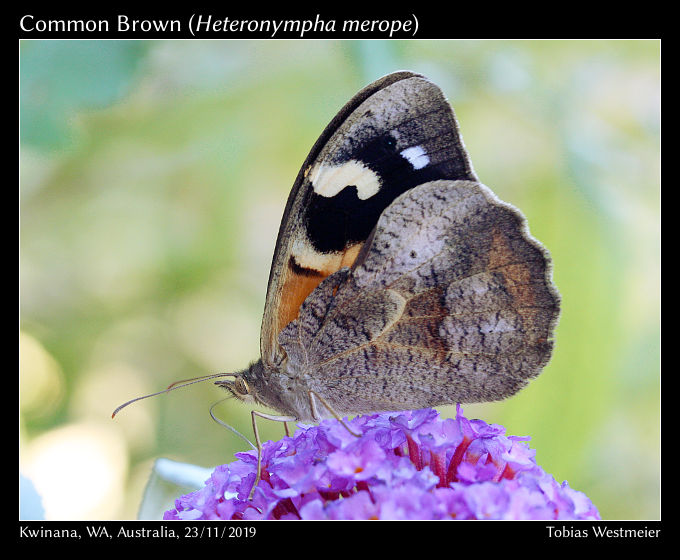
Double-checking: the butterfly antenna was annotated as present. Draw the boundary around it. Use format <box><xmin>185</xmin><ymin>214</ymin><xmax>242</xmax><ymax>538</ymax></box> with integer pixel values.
<box><xmin>111</xmin><ymin>372</ymin><xmax>237</xmax><ymax>418</ymax></box>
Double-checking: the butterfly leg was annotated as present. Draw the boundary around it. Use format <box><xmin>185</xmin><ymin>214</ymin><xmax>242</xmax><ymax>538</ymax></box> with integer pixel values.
<box><xmin>308</xmin><ymin>390</ymin><xmax>360</xmax><ymax>437</ymax></box>
<box><xmin>249</xmin><ymin>410</ymin><xmax>296</xmax><ymax>500</ymax></box>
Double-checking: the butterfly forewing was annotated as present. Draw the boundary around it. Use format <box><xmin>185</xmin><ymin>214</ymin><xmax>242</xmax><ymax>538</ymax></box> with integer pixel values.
<box><xmin>261</xmin><ymin>73</ymin><xmax>478</xmax><ymax>367</ymax></box>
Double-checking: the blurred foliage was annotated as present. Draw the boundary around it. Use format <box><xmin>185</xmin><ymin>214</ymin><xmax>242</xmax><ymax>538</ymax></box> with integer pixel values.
<box><xmin>19</xmin><ymin>40</ymin><xmax>660</xmax><ymax>520</ymax></box>
<box><xmin>20</xmin><ymin>41</ymin><xmax>150</xmax><ymax>150</ymax></box>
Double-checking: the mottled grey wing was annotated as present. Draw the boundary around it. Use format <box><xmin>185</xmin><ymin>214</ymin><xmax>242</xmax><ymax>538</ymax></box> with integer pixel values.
<box><xmin>278</xmin><ymin>180</ymin><xmax>560</xmax><ymax>415</ymax></box>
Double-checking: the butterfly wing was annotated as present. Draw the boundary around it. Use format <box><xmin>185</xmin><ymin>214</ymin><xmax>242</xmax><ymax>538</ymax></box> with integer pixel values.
<box><xmin>278</xmin><ymin>180</ymin><xmax>560</xmax><ymax>416</ymax></box>
<box><xmin>261</xmin><ymin>72</ymin><xmax>477</xmax><ymax>368</ymax></box>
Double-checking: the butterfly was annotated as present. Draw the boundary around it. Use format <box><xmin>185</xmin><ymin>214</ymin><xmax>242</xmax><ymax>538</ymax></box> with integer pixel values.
<box><xmin>217</xmin><ymin>71</ymin><xmax>559</xmax><ymax>427</ymax></box>
<box><xmin>114</xmin><ymin>71</ymin><xmax>560</xmax><ymax>499</ymax></box>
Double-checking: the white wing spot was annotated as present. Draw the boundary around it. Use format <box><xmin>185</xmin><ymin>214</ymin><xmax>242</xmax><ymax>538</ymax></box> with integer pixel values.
<box><xmin>309</xmin><ymin>160</ymin><xmax>381</xmax><ymax>200</ymax></box>
<box><xmin>400</xmin><ymin>146</ymin><xmax>430</xmax><ymax>170</ymax></box>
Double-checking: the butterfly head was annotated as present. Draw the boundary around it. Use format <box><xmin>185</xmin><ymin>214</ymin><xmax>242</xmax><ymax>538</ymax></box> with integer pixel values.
<box><xmin>215</xmin><ymin>369</ymin><xmax>256</xmax><ymax>404</ymax></box>
<box><xmin>214</xmin><ymin>360</ymin><xmax>274</xmax><ymax>407</ymax></box>
<box><xmin>215</xmin><ymin>360</ymin><xmax>306</xmax><ymax>420</ymax></box>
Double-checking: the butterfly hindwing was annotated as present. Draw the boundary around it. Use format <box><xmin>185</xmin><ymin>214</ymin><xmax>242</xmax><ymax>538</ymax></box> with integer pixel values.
<box><xmin>277</xmin><ymin>180</ymin><xmax>560</xmax><ymax>415</ymax></box>
<box><xmin>261</xmin><ymin>72</ymin><xmax>478</xmax><ymax>367</ymax></box>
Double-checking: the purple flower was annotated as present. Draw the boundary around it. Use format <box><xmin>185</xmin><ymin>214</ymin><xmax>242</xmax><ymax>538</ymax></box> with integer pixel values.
<box><xmin>163</xmin><ymin>406</ymin><xmax>600</xmax><ymax>520</ymax></box>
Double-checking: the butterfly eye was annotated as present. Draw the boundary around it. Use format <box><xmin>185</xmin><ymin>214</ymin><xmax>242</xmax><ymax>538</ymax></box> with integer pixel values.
<box><xmin>233</xmin><ymin>376</ymin><xmax>250</xmax><ymax>396</ymax></box>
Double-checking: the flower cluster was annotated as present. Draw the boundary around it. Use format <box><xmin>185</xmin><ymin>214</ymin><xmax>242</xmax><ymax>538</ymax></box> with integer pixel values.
<box><xmin>164</xmin><ymin>406</ymin><xmax>600</xmax><ymax>520</ymax></box>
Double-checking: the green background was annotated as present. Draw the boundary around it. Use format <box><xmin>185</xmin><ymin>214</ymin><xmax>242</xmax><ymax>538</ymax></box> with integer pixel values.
<box><xmin>19</xmin><ymin>39</ymin><xmax>660</xmax><ymax>520</ymax></box>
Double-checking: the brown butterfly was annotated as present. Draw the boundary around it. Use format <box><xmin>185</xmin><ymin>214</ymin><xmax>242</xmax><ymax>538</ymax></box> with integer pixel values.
<box><xmin>115</xmin><ymin>71</ymin><xmax>560</xmax><ymax>499</ymax></box>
